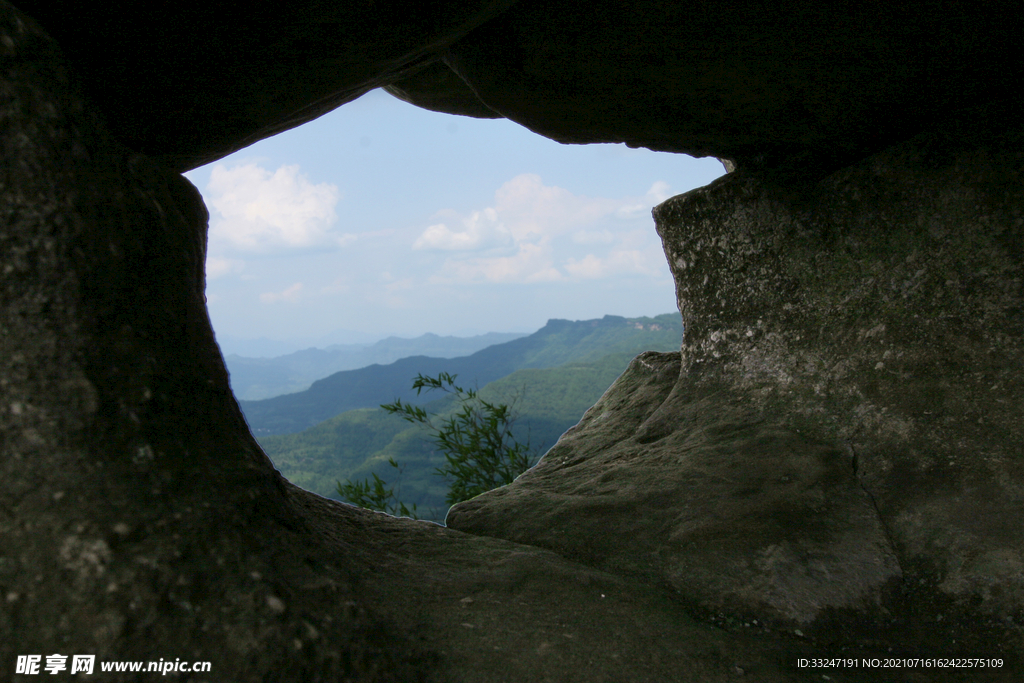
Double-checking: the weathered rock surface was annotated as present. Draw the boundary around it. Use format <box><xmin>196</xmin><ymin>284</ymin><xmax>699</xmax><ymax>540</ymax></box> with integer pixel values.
<box><xmin>0</xmin><ymin>9</ymin><xmax>411</xmax><ymax>678</ymax></box>
<box><xmin>0</xmin><ymin>6</ymin><xmax>937</xmax><ymax>681</ymax></box>
<box><xmin>449</xmin><ymin>351</ymin><xmax>903</xmax><ymax>628</ymax></box>
<box><xmin>449</xmin><ymin>109</ymin><xmax>1024</xmax><ymax>658</ymax></box>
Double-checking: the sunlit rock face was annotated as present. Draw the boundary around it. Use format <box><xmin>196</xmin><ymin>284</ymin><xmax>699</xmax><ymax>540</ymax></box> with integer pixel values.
<box><xmin>449</xmin><ymin>350</ymin><xmax>904</xmax><ymax>628</ymax></box>
<box><xmin>448</xmin><ymin>111</ymin><xmax>1024</xmax><ymax>651</ymax></box>
<box><xmin>657</xmin><ymin>112</ymin><xmax>1024</xmax><ymax>634</ymax></box>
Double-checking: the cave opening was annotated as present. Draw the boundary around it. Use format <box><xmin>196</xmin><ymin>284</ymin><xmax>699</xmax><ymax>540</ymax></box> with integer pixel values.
<box><xmin>182</xmin><ymin>87</ymin><xmax>724</xmax><ymax>360</ymax></box>
<box><xmin>178</xmin><ymin>86</ymin><xmax>724</xmax><ymax>519</ymax></box>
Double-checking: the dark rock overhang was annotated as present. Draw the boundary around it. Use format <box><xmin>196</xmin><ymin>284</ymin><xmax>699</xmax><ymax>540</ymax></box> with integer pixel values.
<box><xmin>14</xmin><ymin>0</ymin><xmax>1024</xmax><ymax>174</ymax></box>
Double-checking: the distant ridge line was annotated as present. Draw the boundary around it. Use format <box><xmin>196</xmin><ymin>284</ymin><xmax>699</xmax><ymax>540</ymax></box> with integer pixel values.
<box><xmin>238</xmin><ymin>313</ymin><xmax>682</xmax><ymax>436</ymax></box>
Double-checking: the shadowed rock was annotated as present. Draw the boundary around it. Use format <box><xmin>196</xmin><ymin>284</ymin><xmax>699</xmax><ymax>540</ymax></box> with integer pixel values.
<box><xmin>15</xmin><ymin>0</ymin><xmax>1024</xmax><ymax>175</ymax></box>
<box><xmin>0</xmin><ymin>5</ymin><xmax>874</xmax><ymax>680</ymax></box>
<box><xmin>384</xmin><ymin>61</ymin><xmax>502</xmax><ymax>120</ymax></box>
<box><xmin>442</xmin><ymin>0</ymin><xmax>1022</xmax><ymax>173</ymax></box>
<box><xmin>15</xmin><ymin>0</ymin><xmax>518</xmax><ymax>171</ymax></box>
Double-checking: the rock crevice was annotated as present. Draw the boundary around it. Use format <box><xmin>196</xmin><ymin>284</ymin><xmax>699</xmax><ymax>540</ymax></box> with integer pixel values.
<box><xmin>848</xmin><ymin>440</ymin><xmax>906</xmax><ymax>585</ymax></box>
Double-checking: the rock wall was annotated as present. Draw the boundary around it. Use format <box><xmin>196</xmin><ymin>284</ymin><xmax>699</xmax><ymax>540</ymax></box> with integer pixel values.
<box><xmin>438</xmin><ymin>0</ymin><xmax>1023</xmax><ymax>173</ymax></box>
<box><xmin>0</xmin><ymin>7</ymin><xmax>425</xmax><ymax>679</ymax></box>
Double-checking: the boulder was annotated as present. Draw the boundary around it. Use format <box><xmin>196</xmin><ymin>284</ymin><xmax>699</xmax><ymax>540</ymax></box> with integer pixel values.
<box><xmin>448</xmin><ymin>107</ymin><xmax>1024</xmax><ymax>657</ymax></box>
<box><xmin>450</xmin><ymin>351</ymin><xmax>903</xmax><ymax>628</ymax></box>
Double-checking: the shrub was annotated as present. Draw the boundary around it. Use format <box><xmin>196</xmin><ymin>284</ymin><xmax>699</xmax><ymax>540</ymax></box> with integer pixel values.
<box><xmin>336</xmin><ymin>372</ymin><xmax>539</xmax><ymax>517</ymax></box>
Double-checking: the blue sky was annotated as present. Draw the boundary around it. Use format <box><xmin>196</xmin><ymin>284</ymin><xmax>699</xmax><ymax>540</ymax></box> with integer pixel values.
<box><xmin>183</xmin><ymin>88</ymin><xmax>725</xmax><ymax>355</ymax></box>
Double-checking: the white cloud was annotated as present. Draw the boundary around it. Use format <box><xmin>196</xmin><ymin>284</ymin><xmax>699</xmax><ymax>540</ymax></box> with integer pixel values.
<box><xmin>564</xmin><ymin>249</ymin><xmax>664</xmax><ymax>279</ymax></box>
<box><xmin>646</xmin><ymin>181</ymin><xmax>672</xmax><ymax>204</ymax></box>
<box><xmin>205</xmin><ymin>163</ymin><xmax>353</xmax><ymax>253</ymax></box>
<box><xmin>613</xmin><ymin>182</ymin><xmax>673</xmax><ymax>219</ymax></box>
<box><xmin>572</xmin><ymin>229</ymin><xmax>614</xmax><ymax>245</ymax></box>
<box><xmin>203</xmin><ymin>255</ymin><xmax>245</xmax><ymax>280</ymax></box>
<box><xmin>413</xmin><ymin>207</ymin><xmax>512</xmax><ymax>251</ymax></box>
<box><xmin>563</xmin><ymin>254</ymin><xmax>605</xmax><ymax>279</ymax></box>
<box><xmin>205</xmin><ymin>257</ymin><xmax>245</xmax><ymax>280</ymax></box>
<box><xmin>259</xmin><ymin>282</ymin><xmax>303</xmax><ymax>304</ymax></box>
<box><xmin>437</xmin><ymin>242</ymin><xmax>564</xmax><ymax>284</ymax></box>
<box><xmin>492</xmin><ymin>173</ymin><xmax>621</xmax><ymax>240</ymax></box>
<box><xmin>614</xmin><ymin>203</ymin><xmax>647</xmax><ymax>220</ymax></box>
<box><xmin>418</xmin><ymin>174</ymin><xmax>674</xmax><ymax>284</ymax></box>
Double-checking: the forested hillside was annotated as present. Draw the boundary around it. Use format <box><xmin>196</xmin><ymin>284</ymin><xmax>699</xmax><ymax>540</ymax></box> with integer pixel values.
<box><xmin>241</xmin><ymin>314</ymin><xmax>681</xmax><ymax>436</ymax></box>
<box><xmin>225</xmin><ymin>331</ymin><xmax>527</xmax><ymax>400</ymax></box>
<box><xmin>257</xmin><ymin>352</ymin><xmax>642</xmax><ymax>521</ymax></box>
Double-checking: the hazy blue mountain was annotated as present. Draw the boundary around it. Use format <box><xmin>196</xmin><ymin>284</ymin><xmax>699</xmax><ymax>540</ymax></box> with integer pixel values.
<box><xmin>225</xmin><ymin>331</ymin><xmax>528</xmax><ymax>400</ymax></box>
<box><xmin>215</xmin><ymin>327</ymin><xmax>384</xmax><ymax>357</ymax></box>
<box><xmin>217</xmin><ymin>335</ymin><xmax>328</xmax><ymax>359</ymax></box>
<box><xmin>257</xmin><ymin>352</ymin><xmax>642</xmax><ymax>521</ymax></box>
<box><xmin>240</xmin><ymin>313</ymin><xmax>681</xmax><ymax>436</ymax></box>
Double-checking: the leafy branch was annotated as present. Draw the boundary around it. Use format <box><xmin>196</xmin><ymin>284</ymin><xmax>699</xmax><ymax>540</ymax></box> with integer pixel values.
<box><xmin>336</xmin><ymin>372</ymin><xmax>540</xmax><ymax>517</ymax></box>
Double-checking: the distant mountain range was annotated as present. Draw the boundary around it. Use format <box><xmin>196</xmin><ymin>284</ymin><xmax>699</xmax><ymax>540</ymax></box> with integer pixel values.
<box><xmin>225</xmin><ymin>331</ymin><xmax>527</xmax><ymax>400</ymax></box>
<box><xmin>239</xmin><ymin>313</ymin><xmax>682</xmax><ymax>436</ymax></box>
<box><xmin>215</xmin><ymin>329</ymin><xmax>384</xmax><ymax>358</ymax></box>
